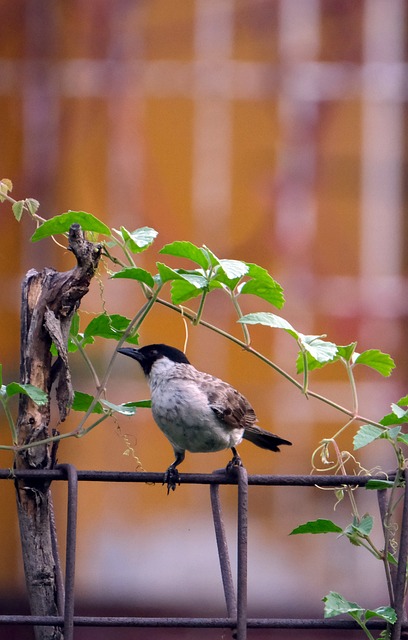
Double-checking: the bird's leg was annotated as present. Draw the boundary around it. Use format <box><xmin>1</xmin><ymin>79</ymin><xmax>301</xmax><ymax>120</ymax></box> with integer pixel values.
<box><xmin>163</xmin><ymin>450</ymin><xmax>185</xmax><ymax>494</ymax></box>
<box><xmin>226</xmin><ymin>446</ymin><xmax>243</xmax><ymax>473</ymax></box>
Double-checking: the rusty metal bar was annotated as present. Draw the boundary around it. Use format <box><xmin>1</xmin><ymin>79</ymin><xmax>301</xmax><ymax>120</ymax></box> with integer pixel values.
<box><xmin>56</xmin><ymin>464</ymin><xmax>78</xmax><ymax>640</ymax></box>
<box><xmin>0</xmin><ymin>468</ymin><xmax>393</xmax><ymax>486</ymax></box>
<box><xmin>377</xmin><ymin>487</ymin><xmax>398</xmax><ymax>606</ymax></box>
<box><xmin>0</xmin><ymin>615</ymin><xmax>399</xmax><ymax>630</ymax></box>
<box><xmin>391</xmin><ymin>468</ymin><xmax>408</xmax><ymax>640</ymax></box>
<box><xmin>236</xmin><ymin>466</ymin><xmax>248</xmax><ymax>640</ymax></box>
<box><xmin>210</xmin><ymin>474</ymin><xmax>237</xmax><ymax>620</ymax></box>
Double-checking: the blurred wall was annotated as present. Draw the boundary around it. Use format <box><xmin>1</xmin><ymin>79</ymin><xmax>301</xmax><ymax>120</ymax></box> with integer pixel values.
<box><xmin>0</xmin><ymin>0</ymin><xmax>407</xmax><ymax>625</ymax></box>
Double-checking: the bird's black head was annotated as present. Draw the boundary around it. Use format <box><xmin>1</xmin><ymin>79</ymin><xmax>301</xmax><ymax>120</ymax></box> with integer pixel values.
<box><xmin>117</xmin><ymin>343</ymin><xmax>190</xmax><ymax>376</ymax></box>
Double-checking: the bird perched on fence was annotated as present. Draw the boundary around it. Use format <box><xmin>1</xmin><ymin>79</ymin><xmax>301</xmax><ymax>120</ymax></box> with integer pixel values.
<box><xmin>117</xmin><ymin>344</ymin><xmax>292</xmax><ymax>493</ymax></box>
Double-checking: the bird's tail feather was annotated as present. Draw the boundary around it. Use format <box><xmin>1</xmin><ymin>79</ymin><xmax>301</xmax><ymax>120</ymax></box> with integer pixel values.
<box><xmin>243</xmin><ymin>427</ymin><xmax>291</xmax><ymax>452</ymax></box>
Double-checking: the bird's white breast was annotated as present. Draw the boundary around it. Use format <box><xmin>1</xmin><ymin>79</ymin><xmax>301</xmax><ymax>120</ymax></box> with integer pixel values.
<box><xmin>147</xmin><ymin>359</ymin><xmax>244</xmax><ymax>453</ymax></box>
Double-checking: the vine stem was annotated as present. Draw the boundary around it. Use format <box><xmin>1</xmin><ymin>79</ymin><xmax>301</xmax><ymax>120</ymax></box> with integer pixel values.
<box><xmin>155</xmin><ymin>297</ymin><xmax>385</xmax><ymax>429</ymax></box>
<box><xmin>343</xmin><ymin>358</ymin><xmax>359</xmax><ymax>416</ymax></box>
<box><xmin>230</xmin><ymin>293</ymin><xmax>251</xmax><ymax>345</ymax></box>
<box><xmin>71</xmin><ymin>335</ymin><xmax>101</xmax><ymax>389</ymax></box>
<box><xmin>0</xmin><ymin>286</ymin><xmax>162</xmax><ymax>454</ymax></box>
<box><xmin>72</xmin><ymin>287</ymin><xmax>162</xmax><ymax>435</ymax></box>
<box><xmin>0</xmin><ymin>397</ymin><xmax>18</xmax><ymax>444</ymax></box>
<box><xmin>331</xmin><ymin>439</ymin><xmax>360</xmax><ymax>519</ymax></box>
<box><xmin>358</xmin><ymin>623</ymin><xmax>377</xmax><ymax>640</ymax></box>
<box><xmin>193</xmin><ymin>290</ymin><xmax>208</xmax><ymax>326</ymax></box>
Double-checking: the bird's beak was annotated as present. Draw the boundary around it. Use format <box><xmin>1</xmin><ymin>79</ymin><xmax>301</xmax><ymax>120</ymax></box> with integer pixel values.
<box><xmin>117</xmin><ymin>347</ymin><xmax>143</xmax><ymax>362</ymax></box>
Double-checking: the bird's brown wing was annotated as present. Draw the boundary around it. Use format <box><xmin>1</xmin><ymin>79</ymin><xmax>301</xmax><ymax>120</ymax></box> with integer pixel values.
<box><xmin>199</xmin><ymin>371</ymin><xmax>292</xmax><ymax>451</ymax></box>
<box><xmin>205</xmin><ymin>378</ymin><xmax>257</xmax><ymax>431</ymax></box>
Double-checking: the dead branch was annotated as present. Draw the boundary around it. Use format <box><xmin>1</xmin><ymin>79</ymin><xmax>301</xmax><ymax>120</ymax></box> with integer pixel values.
<box><xmin>14</xmin><ymin>224</ymin><xmax>101</xmax><ymax>639</ymax></box>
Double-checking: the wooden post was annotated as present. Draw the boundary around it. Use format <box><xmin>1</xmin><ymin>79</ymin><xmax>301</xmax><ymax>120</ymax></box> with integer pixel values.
<box><xmin>14</xmin><ymin>224</ymin><xmax>101</xmax><ymax>639</ymax></box>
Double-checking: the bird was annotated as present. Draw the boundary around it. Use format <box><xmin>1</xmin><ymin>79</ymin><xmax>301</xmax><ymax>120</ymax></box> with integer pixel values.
<box><xmin>117</xmin><ymin>343</ymin><xmax>292</xmax><ymax>493</ymax></box>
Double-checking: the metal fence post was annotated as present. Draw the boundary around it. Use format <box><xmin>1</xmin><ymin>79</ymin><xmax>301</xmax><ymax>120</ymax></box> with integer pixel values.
<box><xmin>57</xmin><ymin>464</ymin><xmax>78</xmax><ymax>640</ymax></box>
<box><xmin>391</xmin><ymin>468</ymin><xmax>408</xmax><ymax>640</ymax></box>
<box><xmin>210</xmin><ymin>476</ymin><xmax>237</xmax><ymax>622</ymax></box>
<box><xmin>237</xmin><ymin>466</ymin><xmax>248</xmax><ymax>640</ymax></box>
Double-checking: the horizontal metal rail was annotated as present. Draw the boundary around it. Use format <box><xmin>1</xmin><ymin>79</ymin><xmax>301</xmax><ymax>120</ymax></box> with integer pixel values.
<box><xmin>0</xmin><ymin>467</ymin><xmax>403</xmax><ymax>639</ymax></box>
<box><xmin>0</xmin><ymin>615</ymin><xmax>404</xmax><ymax>630</ymax></box>
<box><xmin>0</xmin><ymin>468</ymin><xmax>390</xmax><ymax>485</ymax></box>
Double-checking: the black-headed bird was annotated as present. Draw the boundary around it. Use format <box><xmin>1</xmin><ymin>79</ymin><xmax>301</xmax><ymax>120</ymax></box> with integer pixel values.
<box><xmin>118</xmin><ymin>344</ymin><xmax>291</xmax><ymax>492</ymax></box>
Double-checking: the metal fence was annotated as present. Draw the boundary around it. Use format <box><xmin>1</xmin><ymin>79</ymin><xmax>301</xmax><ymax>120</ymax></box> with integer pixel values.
<box><xmin>1</xmin><ymin>466</ymin><xmax>407</xmax><ymax>639</ymax></box>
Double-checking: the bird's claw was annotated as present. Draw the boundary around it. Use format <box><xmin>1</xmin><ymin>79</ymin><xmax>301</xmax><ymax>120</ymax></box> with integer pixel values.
<box><xmin>226</xmin><ymin>454</ymin><xmax>243</xmax><ymax>474</ymax></box>
<box><xmin>163</xmin><ymin>466</ymin><xmax>180</xmax><ymax>494</ymax></box>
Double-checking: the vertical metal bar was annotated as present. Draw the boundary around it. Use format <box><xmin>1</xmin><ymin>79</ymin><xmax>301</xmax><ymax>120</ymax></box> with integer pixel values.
<box><xmin>377</xmin><ymin>488</ymin><xmax>397</xmax><ymax>605</ymax></box>
<box><xmin>49</xmin><ymin>490</ymin><xmax>65</xmax><ymax>615</ymax></box>
<box><xmin>236</xmin><ymin>466</ymin><xmax>248</xmax><ymax>640</ymax></box>
<box><xmin>57</xmin><ymin>464</ymin><xmax>78</xmax><ymax>640</ymax></box>
<box><xmin>392</xmin><ymin>468</ymin><xmax>408</xmax><ymax>640</ymax></box>
<box><xmin>210</xmin><ymin>479</ymin><xmax>237</xmax><ymax>620</ymax></box>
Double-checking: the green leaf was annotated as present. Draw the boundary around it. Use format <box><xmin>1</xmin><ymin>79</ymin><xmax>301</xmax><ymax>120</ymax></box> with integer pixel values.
<box><xmin>337</xmin><ymin>342</ymin><xmax>357</xmax><ymax>361</ymax></box>
<box><xmin>170</xmin><ymin>280</ymin><xmax>205</xmax><ymax>305</ymax></box>
<box><xmin>12</xmin><ymin>200</ymin><xmax>24</xmax><ymax>221</ymax></box>
<box><xmin>365</xmin><ymin>479</ymin><xmax>397</xmax><ymax>490</ymax></box>
<box><xmin>353</xmin><ymin>425</ymin><xmax>384</xmax><ymax>450</ymax></box>
<box><xmin>354</xmin><ymin>349</ymin><xmax>395</xmax><ymax>377</ymax></box>
<box><xmin>290</xmin><ymin>519</ymin><xmax>343</xmax><ymax>535</ymax></box>
<box><xmin>323</xmin><ymin>593</ymin><xmax>396</xmax><ymax>630</ymax></box>
<box><xmin>390</xmin><ymin>403</ymin><xmax>407</xmax><ymax>419</ymax></box>
<box><xmin>385</xmin><ymin>425</ymin><xmax>402</xmax><ymax>441</ymax></box>
<box><xmin>342</xmin><ymin>526</ymin><xmax>363</xmax><ymax>546</ymax></box>
<box><xmin>239</xmin><ymin>312</ymin><xmax>298</xmax><ymax>338</ymax></box>
<box><xmin>351</xmin><ymin>514</ymin><xmax>373</xmax><ymax>537</ymax></box>
<box><xmin>31</xmin><ymin>211</ymin><xmax>111</xmax><ymax>242</ymax></box>
<box><xmin>118</xmin><ymin>226</ymin><xmax>158</xmax><ymax>253</ymax></box>
<box><xmin>0</xmin><ymin>364</ymin><xmax>2</xmax><ymax>388</ymax></box>
<box><xmin>300</xmin><ymin>335</ymin><xmax>338</xmax><ymax>363</ymax></box>
<box><xmin>122</xmin><ymin>399</ymin><xmax>152</xmax><ymax>409</ymax></box>
<box><xmin>100</xmin><ymin>400</ymin><xmax>137</xmax><ymax>416</ymax></box>
<box><xmin>381</xmin><ymin>412</ymin><xmax>408</xmax><ymax>427</ymax></box>
<box><xmin>296</xmin><ymin>350</ymin><xmax>334</xmax><ymax>374</ymax></box>
<box><xmin>84</xmin><ymin>313</ymin><xmax>138</xmax><ymax>343</ymax></box>
<box><xmin>177</xmin><ymin>271</ymin><xmax>208</xmax><ymax>289</ymax></box>
<box><xmin>156</xmin><ymin>262</ymin><xmax>181</xmax><ymax>284</ymax></box>
<box><xmin>72</xmin><ymin>391</ymin><xmax>104</xmax><ymax>414</ymax></box>
<box><xmin>26</xmin><ymin>198</ymin><xmax>40</xmax><ymax>215</ymax></box>
<box><xmin>6</xmin><ymin>382</ymin><xmax>48</xmax><ymax>405</ymax></box>
<box><xmin>397</xmin><ymin>433</ymin><xmax>408</xmax><ymax>446</ymax></box>
<box><xmin>156</xmin><ymin>263</ymin><xmax>208</xmax><ymax>301</ymax></box>
<box><xmin>201</xmin><ymin>245</ymin><xmax>220</xmax><ymax>268</ymax></box>
<box><xmin>239</xmin><ymin>264</ymin><xmax>285</xmax><ymax>308</ymax></box>
<box><xmin>365</xmin><ymin>606</ymin><xmax>396</xmax><ymax>624</ymax></box>
<box><xmin>218</xmin><ymin>259</ymin><xmax>248</xmax><ymax>280</ymax></box>
<box><xmin>212</xmin><ymin>270</ymin><xmax>241</xmax><ymax>292</ymax></box>
<box><xmin>110</xmin><ymin>267</ymin><xmax>155</xmax><ymax>287</ymax></box>
<box><xmin>380</xmin><ymin>398</ymin><xmax>408</xmax><ymax>426</ymax></box>
<box><xmin>157</xmin><ymin>263</ymin><xmax>208</xmax><ymax>286</ymax></box>
<box><xmin>76</xmin><ymin>333</ymin><xmax>95</xmax><ymax>349</ymax></box>
<box><xmin>240</xmin><ymin>314</ymin><xmax>337</xmax><ymax>364</ymax></box>
<box><xmin>159</xmin><ymin>241</ymin><xmax>210</xmax><ymax>269</ymax></box>
<box><xmin>239</xmin><ymin>279</ymin><xmax>284</xmax><ymax>308</ymax></box>
<box><xmin>322</xmin><ymin>591</ymin><xmax>363</xmax><ymax>618</ymax></box>
<box><xmin>0</xmin><ymin>178</ymin><xmax>13</xmax><ymax>199</ymax></box>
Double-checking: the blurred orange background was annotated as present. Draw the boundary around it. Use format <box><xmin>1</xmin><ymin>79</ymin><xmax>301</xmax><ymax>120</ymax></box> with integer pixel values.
<box><xmin>0</xmin><ymin>0</ymin><xmax>407</xmax><ymax>634</ymax></box>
